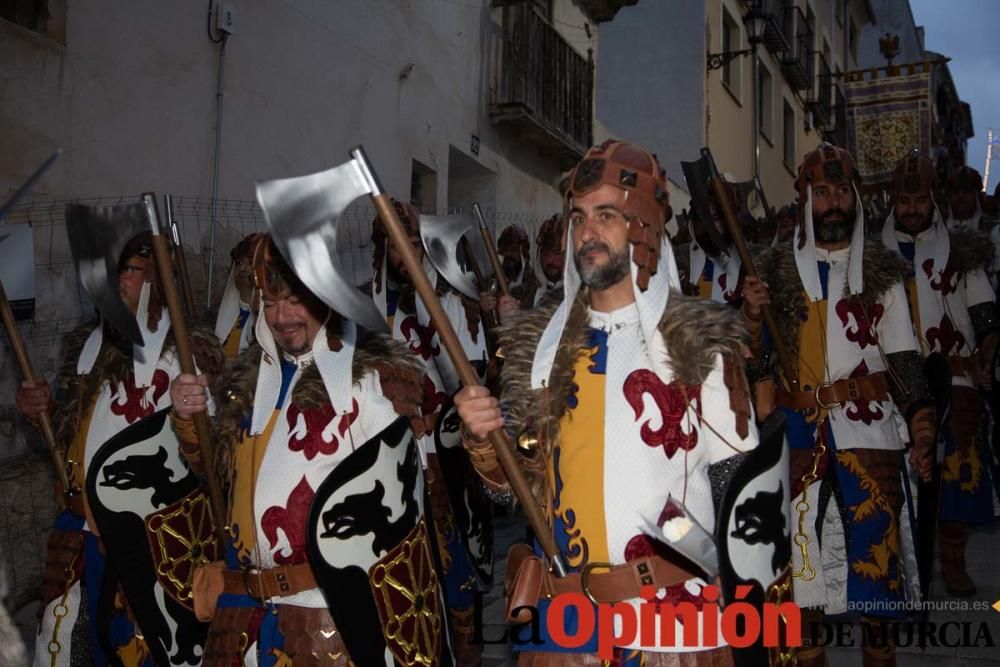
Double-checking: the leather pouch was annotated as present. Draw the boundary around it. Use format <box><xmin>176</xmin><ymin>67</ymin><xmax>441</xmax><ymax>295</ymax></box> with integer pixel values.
<box><xmin>192</xmin><ymin>560</ymin><xmax>227</xmax><ymax>622</ymax></box>
<box><xmin>504</xmin><ymin>543</ymin><xmax>543</xmax><ymax>624</ymax></box>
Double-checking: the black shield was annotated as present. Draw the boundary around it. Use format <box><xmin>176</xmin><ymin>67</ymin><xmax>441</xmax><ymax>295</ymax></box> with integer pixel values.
<box><xmin>86</xmin><ymin>408</ymin><xmax>218</xmax><ymax>666</ymax></box>
<box><xmin>307</xmin><ymin>417</ymin><xmax>453</xmax><ymax>666</ymax></box>
<box><xmin>433</xmin><ymin>395</ymin><xmax>495</xmax><ymax>588</ymax></box>
<box><xmin>715</xmin><ymin>411</ymin><xmax>794</xmax><ymax>667</ymax></box>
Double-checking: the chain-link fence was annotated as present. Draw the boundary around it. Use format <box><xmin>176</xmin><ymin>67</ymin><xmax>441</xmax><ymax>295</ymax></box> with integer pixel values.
<box><xmin>0</xmin><ymin>193</ymin><xmax>557</xmax><ymax>608</ymax></box>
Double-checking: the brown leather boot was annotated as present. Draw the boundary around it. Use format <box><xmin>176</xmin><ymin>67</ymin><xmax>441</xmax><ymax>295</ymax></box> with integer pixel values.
<box><xmin>860</xmin><ymin>616</ymin><xmax>896</xmax><ymax>667</ymax></box>
<box><xmin>939</xmin><ymin>521</ymin><xmax>976</xmax><ymax>597</ymax></box>
<box><xmin>798</xmin><ymin>608</ymin><xmax>828</xmax><ymax>667</ymax></box>
<box><xmin>449</xmin><ymin>606</ymin><xmax>482</xmax><ymax>666</ymax></box>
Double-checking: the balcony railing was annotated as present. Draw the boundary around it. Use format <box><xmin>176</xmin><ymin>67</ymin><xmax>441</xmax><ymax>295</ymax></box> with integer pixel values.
<box><xmin>780</xmin><ymin>4</ymin><xmax>814</xmax><ymax>91</ymax></box>
<box><xmin>826</xmin><ymin>84</ymin><xmax>847</xmax><ymax>148</ymax></box>
<box><xmin>807</xmin><ymin>52</ymin><xmax>832</xmax><ymax>129</ymax></box>
<box><xmin>490</xmin><ymin>2</ymin><xmax>594</xmax><ymax>166</ymax></box>
<box><xmin>760</xmin><ymin>0</ymin><xmax>790</xmax><ymax>54</ymax></box>
<box><xmin>571</xmin><ymin>0</ymin><xmax>639</xmax><ymax>22</ymax></box>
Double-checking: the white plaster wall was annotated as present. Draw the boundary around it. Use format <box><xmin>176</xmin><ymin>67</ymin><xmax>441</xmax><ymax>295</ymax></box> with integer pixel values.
<box><xmin>1</xmin><ymin>0</ymin><xmax>594</xmax><ymax>214</ymax></box>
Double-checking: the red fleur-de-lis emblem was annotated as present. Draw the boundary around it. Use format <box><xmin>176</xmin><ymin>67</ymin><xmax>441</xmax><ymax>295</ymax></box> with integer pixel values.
<box><xmin>261</xmin><ymin>476</ymin><xmax>315</xmax><ymax>565</ymax></box>
<box><xmin>926</xmin><ymin>313</ymin><xmax>967</xmax><ymax>355</ymax></box>
<box><xmin>421</xmin><ymin>375</ymin><xmax>448</xmax><ymax>418</ymax></box>
<box><xmin>622</xmin><ymin>369</ymin><xmax>699</xmax><ymax>459</ymax></box>
<box><xmin>110</xmin><ymin>369</ymin><xmax>170</xmax><ymax>423</ymax></box>
<box><xmin>399</xmin><ymin>315</ymin><xmax>439</xmax><ymax>360</ymax></box>
<box><xmin>922</xmin><ymin>257</ymin><xmax>958</xmax><ymax>296</ymax></box>
<box><xmin>843</xmin><ymin>361</ymin><xmax>885</xmax><ymax>425</ymax></box>
<box><xmin>835</xmin><ymin>299</ymin><xmax>883</xmax><ymax>349</ymax></box>
<box><xmin>286</xmin><ymin>399</ymin><xmax>360</xmax><ymax>460</ymax></box>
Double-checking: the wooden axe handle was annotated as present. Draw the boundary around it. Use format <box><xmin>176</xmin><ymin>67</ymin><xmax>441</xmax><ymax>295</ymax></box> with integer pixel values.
<box><xmin>149</xmin><ymin>222</ymin><xmax>229</xmax><ymax>547</ymax></box>
<box><xmin>374</xmin><ymin>193</ymin><xmax>565</xmax><ymax>576</ymax></box>
<box><xmin>0</xmin><ymin>278</ymin><xmax>72</xmax><ymax>492</ymax></box>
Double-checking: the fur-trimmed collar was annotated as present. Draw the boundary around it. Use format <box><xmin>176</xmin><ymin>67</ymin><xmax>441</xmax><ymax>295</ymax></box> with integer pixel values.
<box><xmin>497</xmin><ymin>290</ymin><xmax>747</xmax><ymax>504</ymax></box>
<box><xmin>755</xmin><ymin>238</ymin><xmax>909</xmax><ymax>364</ymax></box>
<box><xmin>51</xmin><ymin>320</ymin><xmax>222</xmax><ymax>455</ymax></box>
<box><xmin>214</xmin><ymin>329</ymin><xmax>423</xmax><ymax>481</ymax></box>
<box><xmin>947</xmin><ymin>227</ymin><xmax>994</xmax><ymax>276</ymax></box>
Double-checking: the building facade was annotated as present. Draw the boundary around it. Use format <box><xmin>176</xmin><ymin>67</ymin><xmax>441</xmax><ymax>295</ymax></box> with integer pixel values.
<box><xmin>598</xmin><ymin>0</ymin><xmax>875</xmax><ymax>210</ymax></box>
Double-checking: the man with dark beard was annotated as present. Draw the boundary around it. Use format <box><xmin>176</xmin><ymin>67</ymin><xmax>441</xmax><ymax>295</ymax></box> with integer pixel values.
<box><xmin>171</xmin><ymin>235</ymin><xmax>450</xmax><ymax>666</ymax></box>
<box><xmin>497</xmin><ymin>224</ymin><xmax>540</xmax><ymax>310</ymax></box>
<box><xmin>751</xmin><ymin>144</ymin><xmax>936</xmax><ymax>667</ymax></box>
<box><xmin>455</xmin><ymin>140</ymin><xmax>762</xmax><ymax>664</ymax></box>
<box><xmin>532</xmin><ymin>213</ymin><xmax>566</xmax><ymax>306</ymax></box>
<box><xmin>881</xmin><ymin>152</ymin><xmax>999</xmax><ymax>598</ymax></box>
<box><xmin>677</xmin><ymin>180</ymin><xmax>752</xmax><ymax>306</ymax></box>
<box><xmin>945</xmin><ymin>166</ymin><xmax>1000</xmax><ymax>289</ymax></box>
<box><xmin>16</xmin><ymin>232</ymin><xmax>222</xmax><ymax>666</ymax></box>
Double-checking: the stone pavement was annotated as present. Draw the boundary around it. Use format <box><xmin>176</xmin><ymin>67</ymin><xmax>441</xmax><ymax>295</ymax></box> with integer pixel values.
<box><xmin>12</xmin><ymin>513</ymin><xmax>1000</xmax><ymax>665</ymax></box>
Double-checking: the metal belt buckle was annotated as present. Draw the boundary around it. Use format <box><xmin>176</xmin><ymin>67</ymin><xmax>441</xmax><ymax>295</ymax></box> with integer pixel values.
<box><xmin>814</xmin><ymin>382</ymin><xmax>840</xmax><ymax>410</ymax></box>
<box><xmin>580</xmin><ymin>561</ymin><xmax>612</xmax><ymax>606</ymax></box>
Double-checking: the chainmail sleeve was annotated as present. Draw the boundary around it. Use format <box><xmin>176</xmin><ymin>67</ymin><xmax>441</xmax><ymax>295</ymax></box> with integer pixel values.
<box><xmin>969</xmin><ymin>302</ymin><xmax>1000</xmax><ymax>346</ymax></box>
<box><xmin>886</xmin><ymin>350</ymin><xmax>933</xmax><ymax>420</ymax></box>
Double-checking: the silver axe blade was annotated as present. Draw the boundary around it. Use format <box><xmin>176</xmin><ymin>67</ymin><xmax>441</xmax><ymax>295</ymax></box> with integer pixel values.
<box><xmin>255</xmin><ymin>158</ymin><xmax>388</xmax><ymax>334</ymax></box>
<box><xmin>642</xmin><ymin>493</ymin><xmax>719</xmax><ymax>579</ymax></box>
<box><xmin>65</xmin><ymin>200</ymin><xmax>152</xmax><ymax>346</ymax></box>
<box><xmin>419</xmin><ymin>212</ymin><xmax>485</xmax><ymax>301</ymax></box>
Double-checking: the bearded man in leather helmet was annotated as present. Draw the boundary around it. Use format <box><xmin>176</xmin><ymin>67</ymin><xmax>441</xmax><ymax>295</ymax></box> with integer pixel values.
<box><xmin>16</xmin><ymin>232</ymin><xmax>222</xmax><ymax>666</ymax></box>
<box><xmin>533</xmin><ymin>213</ymin><xmax>567</xmax><ymax>306</ymax></box>
<box><xmin>455</xmin><ymin>140</ymin><xmax>763</xmax><ymax>665</ymax></box>
<box><xmin>945</xmin><ymin>165</ymin><xmax>1000</xmax><ymax>289</ymax></box>
<box><xmin>750</xmin><ymin>143</ymin><xmax>936</xmax><ymax>667</ymax></box>
<box><xmin>881</xmin><ymin>152</ymin><xmax>999</xmax><ymax>599</ymax></box>
<box><xmin>171</xmin><ymin>235</ymin><xmax>452</xmax><ymax>666</ymax></box>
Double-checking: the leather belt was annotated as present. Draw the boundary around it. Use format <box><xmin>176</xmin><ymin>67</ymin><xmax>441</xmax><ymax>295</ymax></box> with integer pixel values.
<box><xmin>220</xmin><ymin>562</ymin><xmax>317</xmax><ymax>600</ymax></box>
<box><xmin>948</xmin><ymin>354</ymin><xmax>979</xmax><ymax>378</ymax></box>
<box><xmin>775</xmin><ymin>372</ymin><xmax>890</xmax><ymax>411</ymax></box>
<box><xmin>543</xmin><ymin>556</ymin><xmax>693</xmax><ymax>605</ymax></box>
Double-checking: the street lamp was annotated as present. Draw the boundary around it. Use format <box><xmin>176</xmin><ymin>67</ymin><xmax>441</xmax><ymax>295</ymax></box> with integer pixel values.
<box><xmin>706</xmin><ymin>2</ymin><xmax>767</xmax><ymax>179</ymax></box>
<box><xmin>706</xmin><ymin>1</ymin><xmax>766</xmax><ymax>70</ymax></box>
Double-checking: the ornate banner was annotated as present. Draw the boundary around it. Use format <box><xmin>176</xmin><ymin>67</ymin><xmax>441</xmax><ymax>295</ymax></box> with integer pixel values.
<box><xmin>845</xmin><ymin>71</ymin><xmax>932</xmax><ymax>188</ymax></box>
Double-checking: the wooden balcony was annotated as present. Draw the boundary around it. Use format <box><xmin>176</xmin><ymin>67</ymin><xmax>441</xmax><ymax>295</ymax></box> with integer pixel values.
<box><xmin>489</xmin><ymin>2</ymin><xmax>594</xmax><ymax>167</ymax></box>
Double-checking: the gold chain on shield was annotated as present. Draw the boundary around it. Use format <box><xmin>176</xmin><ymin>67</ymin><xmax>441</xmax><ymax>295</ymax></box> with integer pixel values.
<box><xmin>792</xmin><ymin>429</ymin><xmax>827</xmax><ymax>581</ymax></box>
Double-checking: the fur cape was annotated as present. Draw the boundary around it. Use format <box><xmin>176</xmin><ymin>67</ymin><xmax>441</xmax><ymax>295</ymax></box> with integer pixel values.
<box><xmin>52</xmin><ymin>320</ymin><xmax>223</xmax><ymax>456</ymax></box>
<box><xmin>945</xmin><ymin>227</ymin><xmax>995</xmax><ymax>276</ymax></box>
<box><xmin>754</xmin><ymin>239</ymin><xmax>910</xmax><ymax>364</ymax></box>
<box><xmin>497</xmin><ymin>290</ymin><xmax>749</xmax><ymax>504</ymax></box>
<box><xmin>213</xmin><ymin>324</ymin><xmax>425</xmax><ymax>484</ymax></box>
